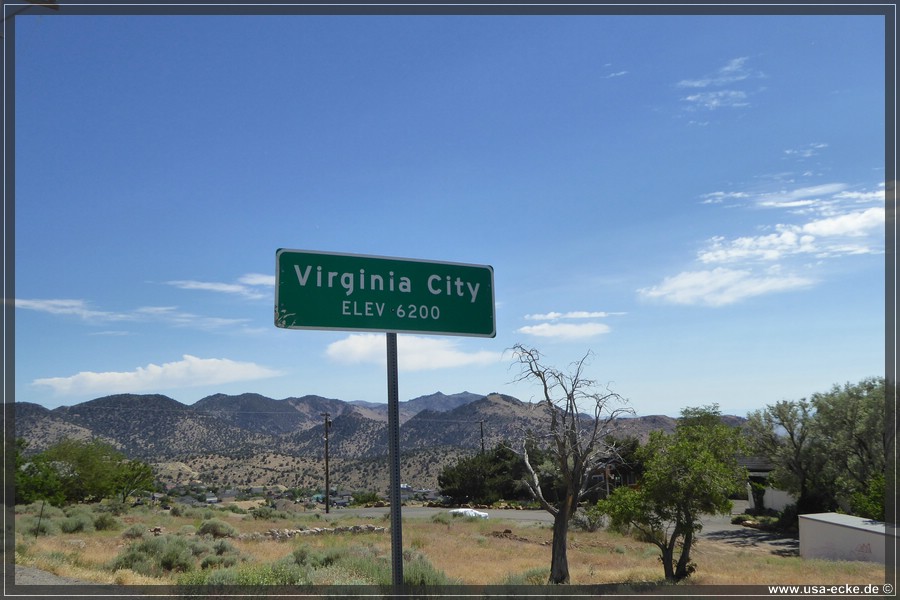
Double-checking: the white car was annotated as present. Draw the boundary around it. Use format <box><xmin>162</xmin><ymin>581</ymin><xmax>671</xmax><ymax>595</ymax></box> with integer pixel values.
<box><xmin>449</xmin><ymin>508</ymin><xmax>488</xmax><ymax>519</ymax></box>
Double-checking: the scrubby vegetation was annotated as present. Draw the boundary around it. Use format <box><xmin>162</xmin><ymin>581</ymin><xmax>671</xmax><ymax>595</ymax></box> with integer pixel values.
<box><xmin>13</xmin><ymin>499</ymin><xmax>884</xmax><ymax>588</ymax></box>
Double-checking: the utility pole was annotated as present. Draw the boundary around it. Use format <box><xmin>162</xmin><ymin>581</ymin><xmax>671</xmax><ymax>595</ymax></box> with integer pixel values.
<box><xmin>321</xmin><ymin>412</ymin><xmax>332</xmax><ymax>514</ymax></box>
<box><xmin>480</xmin><ymin>420</ymin><xmax>485</xmax><ymax>454</ymax></box>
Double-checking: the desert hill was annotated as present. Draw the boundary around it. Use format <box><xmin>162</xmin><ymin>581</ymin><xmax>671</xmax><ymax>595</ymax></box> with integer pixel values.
<box><xmin>13</xmin><ymin>391</ymin><xmax>744</xmax><ymax>492</ymax></box>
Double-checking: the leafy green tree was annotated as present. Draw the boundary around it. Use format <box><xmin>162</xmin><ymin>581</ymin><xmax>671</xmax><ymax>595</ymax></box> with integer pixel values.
<box><xmin>511</xmin><ymin>344</ymin><xmax>633</xmax><ymax>584</ymax></box>
<box><xmin>114</xmin><ymin>460</ymin><xmax>156</xmax><ymax>504</ymax></box>
<box><xmin>744</xmin><ymin>399</ymin><xmax>829</xmax><ymax>514</ymax></box>
<box><xmin>809</xmin><ymin>378</ymin><xmax>886</xmax><ymax>516</ymax></box>
<box><xmin>438</xmin><ymin>443</ymin><xmax>529</xmax><ymax>505</ymax></box>
<box><xmin>745</xmin><ymin>378</ymin><xmax>886</xmax><ymax>517</ymax></box>
<box><xmin>850</xmin><ymin>473</ymin><xmax>885</xmax><ymax>521</ymax></box>
<box><xmin>597</xmin><ymin>405</ymin><xmax>747</xmax><ymax>582</ymax></box>
<box><xmin>38</xmin><ymin>438</ymin><xmax>156</xmax><ymax>504</ymax></box>
<box><xmin>351</xmin><ymin>491</ymin><xmax>380</xmax><ymax>505</ymax></box>
<box><xmin>14</xmin><ymin>439</ymin><xmax>65</xmax><ymax>506</ymax></box>
<box><xmin>42</xmin><ymin>438</ymin><xmax>121</xmax><ymax>502</ymax></box>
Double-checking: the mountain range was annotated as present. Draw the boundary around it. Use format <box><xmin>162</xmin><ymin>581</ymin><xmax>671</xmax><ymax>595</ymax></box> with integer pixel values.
<box><xmin>13</xmin><ymin>392</ymin><xmax>744</xmax><ymax>493</ymax></box>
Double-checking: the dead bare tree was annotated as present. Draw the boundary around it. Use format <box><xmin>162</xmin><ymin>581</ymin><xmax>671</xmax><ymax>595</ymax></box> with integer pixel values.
<box><xmin>511</xmin><ymin>344</ymin><xmax>633</xmax><ymax>584</ymax></box>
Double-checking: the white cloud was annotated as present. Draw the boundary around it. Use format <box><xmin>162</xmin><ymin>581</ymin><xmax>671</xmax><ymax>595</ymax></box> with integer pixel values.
<box><xmin>754</xmin><ymin>183</ymin><xmax>848</xmax><ymax>209</ymax></box>
<box><xmin>238</xmin><ymin>273</ymin><xmax>276</xmax><ymax>286</ymax></box>
<box><xmin>166</xmin><ymin>273</ymin><xmax>272</xmax><ymax>300</ymax></box>
<box><xmin>677</xmin><ymin>57</ymin><xmax>763</xmax><ymax>110</ymax></box>
<box><xmin>698</xmin><ymin>207</ymin><xmax>884</xmax><ymax>264</ymax></box>
<box><xmin>168</xmin><ymin>280</ymin><xmax>253</xmax><ymax>294</ymax></box>
<box><xmin>517</xmin><ymin>322</ymin><xmax>611</xmax><ymax>340</ymax></box>
<box><xmin>700</xmin><ymin>191</ymin><xmax>751</xmax><ymax>205</ymax></box>
<box><xmin>325</xmin><ymin>334</ymin><xmax>502</xmax><ymax>371</ymax></box>
<box><xmin>834</xmin><ymin>189</ymin><xmax>885</xmax><ymax>203</ymax></box>
<box><xmin>682</xmin><ymin>90</ymin><xmax>749</xmax><ymax>110</ymax></box>
<box><xmin>784</xmin><ymin>142</ymin><xmax>828</xmax><ymax>158</ymax></box>
<box><xmin>524</xmin><ymin>311</ymin><xmax>623</xmax><ymax>320</ymax></box>
<box><xmin>134</xmin><ymin>306</ymin><xmax>251</xmax><ymax>330</ymax></box>
<box><xmin>800</xmin><ymin>207</ymin><xmax>884</xmax><ymax>237</ymax></box>
<box><xmin>17</xmin><ymin>298</ymin><xmax>250</xmax><ymax>330</ymax></box>
<box><xmin>32</xmin><ymin>355</ymin><xmax>282</xmax><ymax>396</ymax></box>
<box><xmin>638</xmin><ymin>268</ymin><xmax>814</xmax><ymax>307</ymax></box>
<box><xmin>16</xmin><ymin>299</ymin><xmax>133</xmax><ymax>322</ymax></box>
<box><xmin>698</xmin><ymin>230</ymin><xmax>817</xmax><ymax>263</ymax></box>
<box><xmin>677</xmin><ymin>57</ymin><xmax>754</xmax><ymax>88</ymax></box>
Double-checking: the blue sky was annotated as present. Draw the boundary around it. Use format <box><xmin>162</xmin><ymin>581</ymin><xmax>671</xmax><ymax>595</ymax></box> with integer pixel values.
<box><xmin>10</xmin><ymin>10</ymin><xmax>888</xmax><ymax>417</ymax></box>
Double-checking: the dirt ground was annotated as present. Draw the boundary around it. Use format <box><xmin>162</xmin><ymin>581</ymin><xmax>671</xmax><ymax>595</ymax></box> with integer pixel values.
<box><xmin>13</xmin><ymin>499</ymin><xmax>800</xmax><ymax>585</ymax></box>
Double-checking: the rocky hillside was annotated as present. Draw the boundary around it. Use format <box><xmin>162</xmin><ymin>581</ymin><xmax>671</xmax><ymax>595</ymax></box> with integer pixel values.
<box><xmin>14</xmin><ymin>391</ymin><xmax>745</xmax><ymax>492</ymax></box>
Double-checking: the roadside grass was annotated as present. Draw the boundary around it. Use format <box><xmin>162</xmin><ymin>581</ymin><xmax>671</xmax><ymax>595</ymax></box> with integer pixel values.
<box><xmin>14</xmin><ymin>503</ymin><xmax>885</xmax><ymax>587</ymax></box>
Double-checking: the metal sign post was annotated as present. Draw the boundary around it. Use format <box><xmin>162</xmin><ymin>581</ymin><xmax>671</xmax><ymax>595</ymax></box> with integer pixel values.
<box><xmin>386</xmin><ymin>332</ymin><xmax>403</xmax><ymax>587</ymax></box>
<box><xmin>275</xmin><ymin>249</ymin><xmax>495</xmax><ymax>589</ymax></box>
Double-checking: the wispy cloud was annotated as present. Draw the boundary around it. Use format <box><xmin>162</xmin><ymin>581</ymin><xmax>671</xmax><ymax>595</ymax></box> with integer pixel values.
<box><xmin>677</xmin><ymin>57</ymin><xmax>759</xmax><ymax>88</ymax></box>
<box><xmin>639</xmin><ymin>180</ymin><xmax>883</xmax><ymax>306</ymax></box>
<box><xmin>15</xmin><ymin>299</ymin><xmax>134</xmax><ymax>322</ymax></box>
<box><xmin>517</xmin><ymin>309</ymin><xmax>622</xmax><ymax>340</ymax></box>
<box><xmin>166</xmin><ymin>273</ymin><xmax>273</xmax><ymax>300</ymax></box>
<box><xmin>784</xmin><ymin>142</ymin><xmax>828</xmax><ymax>158</ymax></box>
<box><xmin>682</xmin><ymin>90</ymin><xmax>750</xmax><ymax>110</ymax></box>
<box><xmin>524</xmin><ymin>311</ymin><xmax>624</xmax><ymax>320</ymax></box>
<box><xmin>325</xmin><ymin>334</ymin><xmax>502</xmax><ymax>371</ymax></box>
<box><xmin>16</xmin><ymin>299</ymin><xmax>250</xmax><ymax>330</ymax></box>
<box><xmin>638</xmin><ymin>268</ymin><xmax>815</xmax><ymax>307</ymax></box>
<box><xmin>32</xmin><ymin>354</ymin><xmax>282</xmax><ymax>396</ymax></box>
<box><xmin>677</xmin><ymin>56</ymin><xmax>764</xmax><ymax>111</ymax></box>
<box><xmin>700</xmin><ymin>191</ymin><xmax>751</xmax><ymax>205</ymax></box>
<box><xmin>517</xmin><ymin>322</ymin><xmax>612</xmax><ymax>340</ymax></box>
<box><xmin>698</xmin><ymin>193</ymin><xmax>884</xmax><ymax>264</ymax></box>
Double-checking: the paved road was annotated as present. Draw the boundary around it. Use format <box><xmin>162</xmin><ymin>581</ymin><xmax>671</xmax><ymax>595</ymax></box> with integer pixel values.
<box><xmin>334</xmin><ymin>499</ymin><xmax>799</xmax><ymax>556</ymax></box>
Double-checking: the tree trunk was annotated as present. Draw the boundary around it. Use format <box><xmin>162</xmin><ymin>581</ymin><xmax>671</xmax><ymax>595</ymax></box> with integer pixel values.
<box><xmin>548</xmin><ymin>510</ymin><xmax>571</xmax><ymax>584</ymax></box>
<box><xmin>660</xmin><ymin>543</ymin><xmax>676</xmax><ymax>581</ymax></box>
<box><xmin>674</xmin><ymin>526</ymin><xmax>694</xmax><ymax>580</ymax></box>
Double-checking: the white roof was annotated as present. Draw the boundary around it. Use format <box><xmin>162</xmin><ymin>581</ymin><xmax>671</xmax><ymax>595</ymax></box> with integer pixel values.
<box><xmin>799</xmin><ymin>512</ymin><xmax>886</xmax><ymax>534</ymax></box>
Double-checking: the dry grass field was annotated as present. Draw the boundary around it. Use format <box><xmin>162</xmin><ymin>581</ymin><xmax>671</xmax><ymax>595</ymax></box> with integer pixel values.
<box><xmin>14</xmin><ymin>500</ymin><xmax>885</xmax><ymax>589</ymax></box>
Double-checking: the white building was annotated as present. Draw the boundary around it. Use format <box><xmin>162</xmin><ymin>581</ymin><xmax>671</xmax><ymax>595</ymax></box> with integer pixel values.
<box><xmin>799</xmin><ymin>513</ymin><xmax>894</xmax><ymax>564</ymax></box>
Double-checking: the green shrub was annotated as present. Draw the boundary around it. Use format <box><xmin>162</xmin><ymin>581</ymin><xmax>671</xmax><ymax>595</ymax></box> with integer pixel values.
<box><xmin>102</xmin><ymin>501</ymin><xmax>129</xmax><ymax>516</ymax></box>
<box><xmin>430</xmin><ymin>512</ymin><xmax>452</xmax><ymax>526</ymax></box>
<box><xmin>571</xmin><ymin>505</ymin><xmax>606</xmax><ymax>532</ymax></box>
<box><xmin>250</xmin><ymin>506</ymin><xmax>290</xmax><ymax>521</ymax></box>
<box><xmin>334</xmin><ymin>552</ymin><xmax>390</xmax><ymax>584</ymax></box>
<box><xmin>169</xmin><ymin>504</ymin><xmax>199</xmax><ymax>518</ymax></box>
<box><xmin>60</xmin><ymin>513</ymin><xmax>95</xmax><ymax>534</ymax></box>
<box><xmin>159</xmin><ymin>538</ymin><xmax>194</xmax><ymax>573</ymax></box>
<box><xmin>122</xmin><ymin>524</ymin><xmax>147</xmax><ymax>540</ymax></box>
<box><xmin>351</xmin><ymin>491</ymin><xmax>380</xmax><ymax>505</ymax></box>
<box><xmin>197</xmin><ymin>519</ymin><xmax>236</xmax><ymax>538</ymax></box>
<box><xmin>289</xmin><ymin>544</ymin><xmax>345</xmax><ymax>568</ymax></box>
<box><xmin>94</xmin><ymin>513</ymin><xmax>121</xmax><ymax>531</ymax></box>
<box><xmin>16</xmin><ymin>502</ymin><xmax>64</xmax><ymax>518</ymax></box>
<box><xmin>777</xmin><ymin>504</ymin><xmax>800</xmax><ymax>534</ymax></box>
<box><xmin>501</xmin><ymin>567</ymin><xmax>548</xmax><ymax>585</ymax></box>
<box><xmin>402</xmin><ymin>550</ymin><xmax>456</xmax><ymax>586</ymax></box>
<box><xmin>200</xmin><ymin>554</ymin><xmax>239</xmax><ymax>570</ymax></box>
<box><xmin>19</xmin><ymin>515</ymin><xmax>58</xmax><ymax>537</ymax></box>
<box><xmin>111</xmin><ymin>535</ymin><xmax>196</xmax><ymax>576</ymax></box>
<box><xmin>186</xmin><ymin>537</ymin><xmax>213</xmax><ymax>557</ymax></box>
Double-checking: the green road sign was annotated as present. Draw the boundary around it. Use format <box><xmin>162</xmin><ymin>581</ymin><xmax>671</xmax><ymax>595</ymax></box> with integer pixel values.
<box><xmin>275</xmin><ymin>249</ymin><xmax>495</xmax><ymax>337</ymax></box>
